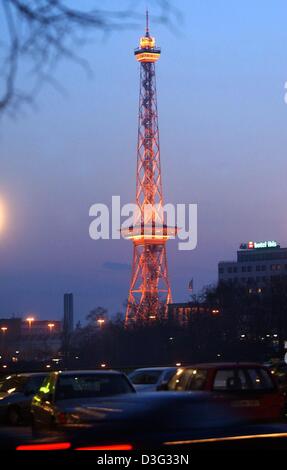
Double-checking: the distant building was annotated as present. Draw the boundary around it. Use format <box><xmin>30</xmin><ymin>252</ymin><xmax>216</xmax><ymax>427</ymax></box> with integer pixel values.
<box><xmin>0</xmin><ymin>318</ymin><xmax>22</xmax><ymax>340</ymax></box>
<box><xmin>168</xmin><ymin>302</ymin><xmax>220</xmax><ymax>326</ymax></box>
<box><xmin>0</xmin><ymin>317</ymin><xmax>61</xmax><ymax>361</ymax></box>
<box><xmin>21</xmin><ymin>320</ymin><xmax>61</xmax><ymax>336</ymax></box>
<box><xmin>218</xmin><ymin>240</ymin><xmax>287</xmax><ymax>288</ymax></box>
<box><xmin>63</xmin><ymin>293</ymin><xmax>74</xmax><ymax>336</ymax></box>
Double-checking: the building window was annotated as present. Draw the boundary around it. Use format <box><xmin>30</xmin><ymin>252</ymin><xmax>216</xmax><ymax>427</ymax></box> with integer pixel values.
<box><xmin>247</xmin><ymin>266</ymin><xmax>252</xmax><ymax>272</ymax></box>
<box><xmin>228</xmin><ymin>267</ymin><xmax>233</xmax><ymax>274</ymax></box>
<box><xmin>219</xmin><ymin>268</ymin><xmax>224</xmax><ymax>274</ymax></box>
<box><xmin>261</xmin><ymin>265</ymin><xmax>266</xmax><ymax>271</ymax></box>
<box><xmin>241</xmin><ymin>277</ymin><xmax>246</xmax><ymax>282</ymax></box>
<box><xmin>256</xmin><ymin>266</ymin><xmax>260</xmax><ymax>272</ymax></box>
<box><xmin>233</xmin><ymin>267</ymin><xmax>237</xmax><ymax>273</ymax></box>
<box><xmin>242</xmin><ymin>266</ymin><xmax>246</xmax><ymax>273</ymax></box>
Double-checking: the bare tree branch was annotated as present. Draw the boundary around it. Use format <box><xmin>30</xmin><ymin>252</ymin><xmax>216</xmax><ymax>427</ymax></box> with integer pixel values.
<box><xmin>0</xmin><ymin>0</ymin><xmax>179</xmax><ymax>117</ymax></box>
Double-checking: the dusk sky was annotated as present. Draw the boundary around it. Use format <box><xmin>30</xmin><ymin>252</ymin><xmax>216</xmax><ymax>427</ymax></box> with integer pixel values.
<box><xmin>1</xmin><ymin>0</ymin><xmax>287</xmax><ymax>324</ymax></box>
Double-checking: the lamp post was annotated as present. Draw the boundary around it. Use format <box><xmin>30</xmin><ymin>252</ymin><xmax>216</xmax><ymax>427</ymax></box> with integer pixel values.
<box><xmin>1</xmin><ymin>326</ymin><xmax>8</xmax><ymax>358</ymax></box>
<box><xmin>26</xmin><ymin>317</ymin><xmax>35</xmax><ymax>332</ymax></box>
<box><xmin>97</xmin><ymin>319</ymin><xmax>105</xmax><ymax>329</ymax></box>
<box><xmin>48</xmin><ymin>323</ymin><xmax>55</xmax><ymax>334</ymax></box>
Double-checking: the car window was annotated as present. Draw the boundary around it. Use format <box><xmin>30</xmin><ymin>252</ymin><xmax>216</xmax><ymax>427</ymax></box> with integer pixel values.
<box><xmin>213</xmin><ymin>368</ymin><xmax>275</xmax><ymax>391</ymax></box>
<box><xmin>162</xmin><ymin>369</ymin><xmax>177</xmax><ymax>382</ymax></box>
<box><xmin>55</xmin><ymin>374</ymin><xmax>133</xmax><ymax>400</ymax></box>
<box><xmin>129</xmin><ymin>371</ymin><xmax>162</xmax><ymax>385</ymax></box>
<box><xmin>0</xmin><ymin>376</ymin><xmax>27</xmax><ymax>393</ymax></box>
<box><xmin>25</xmin><ymin>376</ymin><xmax>46</xmax><ymax>395</ymax></box>
<box><xmin>168</xmin><ymin>369</ymin><xmax>207</xmax><ymax>391</ymax></box>
<box><xmin>213</xmin><ymin>369</ymin><xmax>238</xmax><ymax>390</ymax></box>
<box><xmin>246</xmin><ymin>368</ymin><xmax>274</xmax><ymax>391</ymax></box>
<box><xmin>187</xmin><ymin>369</ymin><xmax>208</xmax><ymax>390</ymax></box>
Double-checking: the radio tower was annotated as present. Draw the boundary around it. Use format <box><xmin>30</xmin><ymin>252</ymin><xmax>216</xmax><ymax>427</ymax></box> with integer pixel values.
<box><xmin>124</xmin><ymin>12</ymin><xmax>176</xmax><ymax>324</ymax></box>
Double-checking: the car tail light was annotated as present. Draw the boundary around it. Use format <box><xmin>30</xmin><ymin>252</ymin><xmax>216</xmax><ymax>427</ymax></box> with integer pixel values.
<box><xmin>16</xmin><ymin>442</ymin><xmax>71</xmax><ymax>451</ymax></box>
<box><xmin>75</xmin><ymin>444</ymin><xmax>133</xmax><ymax>451</ymax></box>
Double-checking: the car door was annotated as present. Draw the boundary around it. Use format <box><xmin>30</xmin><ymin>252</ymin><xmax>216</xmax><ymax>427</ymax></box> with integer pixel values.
<box><xmin>22</xmin><ymin>375</ymin><xmax>46</xmax><ymax>420</ymax></box>
<box><xmin>243</xmin><ymin>367</ymin><xmax>282</xmax><ymax>420</ymax></box>
<box><xmin>211</xmin><ymin>368</ymin><xmax>253</xmax><ymax>419</ymax></box>
<box><xmin>211</xmin><ymin>367</ymin><xmax>276</xmax><ymax>421</ymax></box>
<box><xmin>33</xmin><ymin>374</ymin><xmax>57</xmax><ymax>430</ymax></box>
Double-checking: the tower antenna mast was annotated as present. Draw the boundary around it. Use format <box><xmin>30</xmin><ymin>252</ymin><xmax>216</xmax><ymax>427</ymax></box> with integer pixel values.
<box><xmin>124</xmin><ymin>16</ymin><xmax>176</xmax><ymax>324</ymax></box>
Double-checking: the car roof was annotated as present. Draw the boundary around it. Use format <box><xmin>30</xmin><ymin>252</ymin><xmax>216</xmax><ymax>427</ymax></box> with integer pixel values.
<box><xmin>130</xmin><ymin>367</ymin><xmax>176</xmax><ymax>372</ymax></box>
<box><xmin>53</xmin><ymin>370</ymin><xmax>124</xmax><ymax>376</ymax></box>
<box><xmin>183</xmin><ymin>362</ymin><xmax>266</xmax><ymax>370</ymax></box>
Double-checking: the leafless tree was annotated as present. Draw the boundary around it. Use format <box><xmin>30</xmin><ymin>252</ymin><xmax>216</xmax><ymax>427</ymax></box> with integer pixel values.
<box><xmin>0</xmin><ymin>0</ymin><xmax>179</xmax><ymax>117</ymax></box>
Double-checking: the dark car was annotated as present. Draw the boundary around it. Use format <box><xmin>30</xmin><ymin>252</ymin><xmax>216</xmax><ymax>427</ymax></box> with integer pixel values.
<box><xmin>128</xmin><ymin>367</ymin><xmax>177</xmax><ymax>392</ymax></box>
<box><xmin>31</xmin><ymin>370</ymin><xmax>135</xmax><ymax>433</ymax></box>
<box><xmin>162</xmin><ymin>363</ymin><xmax>285</xmax><ymax>422</ymax></box>
<box><xmin>16</xmin><ymin>392</ymin><xmax>287</xmax><ymax>451</ymax></box>
<box><xmin>0</xmin><ymin>373</ymin><xmax>47</xmax><ymax>425</ymax></box>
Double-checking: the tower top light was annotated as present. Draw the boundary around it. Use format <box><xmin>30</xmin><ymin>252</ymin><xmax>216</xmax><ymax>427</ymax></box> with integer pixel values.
<box><xmin>134</xmin><ymin>10</ymin><xmax>161</xmax><ymax>63</ymax></box>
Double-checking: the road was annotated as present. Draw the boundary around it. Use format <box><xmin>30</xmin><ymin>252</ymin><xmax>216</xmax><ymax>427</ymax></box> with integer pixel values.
<box><xmin>0</xmin><ymin>425</ymin><xmax>32</xmax><ymax>448</ymax></box>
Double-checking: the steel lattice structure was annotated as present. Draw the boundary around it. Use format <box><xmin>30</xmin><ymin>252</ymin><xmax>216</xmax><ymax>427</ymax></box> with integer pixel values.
<box><xmin>124</xmin><ymin>13</ymin><xmax>175</xmax><ymax>324</ymax></box>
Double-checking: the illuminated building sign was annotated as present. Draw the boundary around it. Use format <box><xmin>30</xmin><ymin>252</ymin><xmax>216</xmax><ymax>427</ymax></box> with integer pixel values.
<box><xmin>240</xmin><ymin>240</ymin><xmax>279</xmax><ymax>250</ymax></box>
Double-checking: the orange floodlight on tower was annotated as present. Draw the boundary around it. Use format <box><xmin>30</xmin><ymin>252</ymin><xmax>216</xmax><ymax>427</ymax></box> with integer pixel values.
<box><xmin>124</xmin><ymin>12</ymin><xmax>176</xmax><ymax>325</ymax></box>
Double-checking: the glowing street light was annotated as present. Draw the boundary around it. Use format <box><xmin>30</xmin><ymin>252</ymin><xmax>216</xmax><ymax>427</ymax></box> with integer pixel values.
<box><xmin>97</xmin><ymin>319</ymin><xmax>105</xmax><ymax>328</ymax></box>
<box><xmin>26</xmin><ymin>317</ymin><xmax>35</xmax><ymax>328</ymax></box>
<box><xmin>1</xmin><ymin>327</ymin><xmax>8</xmax><ymax>361</ymax></box>
<box><xmin>48</xmin><ymin>323</ymin><xmax>55</xmax><ymax>333</ymax></box>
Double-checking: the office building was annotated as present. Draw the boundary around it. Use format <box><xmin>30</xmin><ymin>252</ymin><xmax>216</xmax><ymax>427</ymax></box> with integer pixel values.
<box><xmin>218</xmin><ymin>240</ymin><xmax>287</xmax><ymax>287</ymax></box>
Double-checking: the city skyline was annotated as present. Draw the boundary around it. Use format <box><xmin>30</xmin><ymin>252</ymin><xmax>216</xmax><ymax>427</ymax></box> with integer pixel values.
<box><xmin>1</xmin><ymin>0</ymin><xmax>287</xmax><ymax>322</ymax></box>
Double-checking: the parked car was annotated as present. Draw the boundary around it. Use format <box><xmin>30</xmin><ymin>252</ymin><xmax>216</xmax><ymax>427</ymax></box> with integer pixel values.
<box><xmin>128</xmin><ymin>367</ymin><xmax>177</xmax><ymax>392</ymax></box>
<box><xmin>161</xmin><ymin>363</ymin><xmax>285</xmax><ymax>422</ymax></box>
<box><xmin>31</xmin><ymin>370</ymin><xmax>135</xmax><ymax>433</ymax></box>
<box><xmin>0</xmin><ymin>373</ymin><xmax>47</xmax><ymax>425</ymax></box>
<box><xmin>17</xmin><ymin>392</ymin><xmax>287</xmax><ymax>451</ymax></box>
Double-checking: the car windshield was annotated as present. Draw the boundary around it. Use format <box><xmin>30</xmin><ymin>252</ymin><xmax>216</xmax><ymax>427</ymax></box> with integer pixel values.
<box><xmin>0</xmin><ymin>376</ymin><xmax>27</xmax><ymax>393</ymax></box>
<box><xmin>55</xmin><ymin>374</ymin><xmax>133</xmax><ymax>400</ymax></box>
<box><xmin>129</xmin><ymin>370</ymin><xmax>163</xmax><ymax>385</ymax></box>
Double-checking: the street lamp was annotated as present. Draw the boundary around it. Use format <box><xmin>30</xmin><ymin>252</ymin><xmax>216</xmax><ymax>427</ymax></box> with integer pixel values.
<box><xmin>97</xmin><ymin>319</ymin><xmax>105</xmax><ymax>328</ymax></box>
<box><xmin>26</xmin><ymin>317</ymin><xmax>35</xmax><ymax>330</ymax></box>
<box><xmin>1</xmin><ymin>327</ymin><xmax>8</xmax><ymax>358</ymax></box>
<box><xmin>48</xmin><ymin>323</ymin><xmax>55</xmax><ymax>333</ymax></box>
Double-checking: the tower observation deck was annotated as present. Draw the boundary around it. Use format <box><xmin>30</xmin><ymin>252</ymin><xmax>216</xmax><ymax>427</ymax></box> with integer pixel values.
<box><xmin>124</xmin><ymin>12</ymin><xmax>176</xmax><ymax>324</ymax></box>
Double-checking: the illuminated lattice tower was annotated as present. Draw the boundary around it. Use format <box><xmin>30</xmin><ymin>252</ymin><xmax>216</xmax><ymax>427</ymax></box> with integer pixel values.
<box><xmin>124</xmin><ymin>13</ymin><xmax>176</xmax><ymax>324</ymax></box>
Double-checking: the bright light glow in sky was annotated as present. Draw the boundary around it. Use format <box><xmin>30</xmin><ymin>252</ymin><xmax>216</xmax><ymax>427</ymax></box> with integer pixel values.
<box><xmin>0</xmin><ymin>198</ymin><xmax>7</xmax><ymax>234</ymax></box>
<box><xmin>1</xmin><ymin>0</ymin><xmax>287</xmax><ymax>321</ymax></box>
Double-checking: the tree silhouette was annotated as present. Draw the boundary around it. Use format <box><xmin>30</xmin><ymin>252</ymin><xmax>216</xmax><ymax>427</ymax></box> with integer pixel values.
<box><xmin>0</xmin><ymin>0</ymin><xmax>178</xmax><ymax>116</ymax></box>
